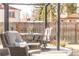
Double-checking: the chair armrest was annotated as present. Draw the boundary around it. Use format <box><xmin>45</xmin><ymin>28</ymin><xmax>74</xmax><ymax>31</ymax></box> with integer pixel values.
<box><xmin>28</xmin><ymin>49</ymin><xmax>41</xmax><ymax>54</ymax></box>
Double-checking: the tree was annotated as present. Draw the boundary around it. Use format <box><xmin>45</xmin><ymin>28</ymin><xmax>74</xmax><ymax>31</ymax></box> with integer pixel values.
<box><xmin>47</xmin><ymin>4</ymin><xmax>56</xmax><ymax>22</ymax></box>
<box><xmin>33</xmin><ymin>4</ymin><xmax>56</xmax><ymax>21</ymax></box>
<box><xmin>61</xmin><ymin>3</ymin><xmax>77</xmax><ymax>15</ymax></box>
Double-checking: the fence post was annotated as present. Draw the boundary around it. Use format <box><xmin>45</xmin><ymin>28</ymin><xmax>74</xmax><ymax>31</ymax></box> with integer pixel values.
<box><xmin>45</xmin><ymin>3</ymin><xmax>50</xmax><ymax>28</ymax></box>
<box><xmin>75</xmin><ymin>23</ymin><xmax>77</xmax><ymax>44</ymax></box>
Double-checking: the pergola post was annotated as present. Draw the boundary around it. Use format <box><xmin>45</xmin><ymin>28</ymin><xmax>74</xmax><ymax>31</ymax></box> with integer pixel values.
<box><xmin>3</xmin><ymin>3</ymin><xmax>9</xmax><ymax>32</ymax></box>
<box><xmin>57</xmin><ymin>3</ymin><xmax>60</xmax><ymax>50</ymax></box>
<box><xmin>45</xmin><ymin>3</ymin><xmax>50</xmax><ymax>28</ymax></box>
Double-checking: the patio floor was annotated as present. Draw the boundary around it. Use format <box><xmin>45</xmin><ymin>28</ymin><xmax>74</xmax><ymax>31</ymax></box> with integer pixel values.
<box><xmin>32</xmin><ymin>44</ymin><xmax>72</xmax><ymax>56</ymax></box>
<box><xmin>0</xmin><ymin>44</ymin><xmax>73</xmax><ymax>56</ymax></box>
<box><xmin>66</xmin><ymin>44</ymin><xmax>79</xmax><ymax>56</ymax></box>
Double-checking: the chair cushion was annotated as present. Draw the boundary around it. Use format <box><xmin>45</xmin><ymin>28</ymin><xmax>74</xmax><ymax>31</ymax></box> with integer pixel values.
<box><xmin>5</xmin><ymin>31</ymin><xmax>24</xmax><ymax>46</ymax></box>
<box><xmin>5</xmin><ymin>31</ymin><xmax>30</xmax><ymax>49</ymax></box>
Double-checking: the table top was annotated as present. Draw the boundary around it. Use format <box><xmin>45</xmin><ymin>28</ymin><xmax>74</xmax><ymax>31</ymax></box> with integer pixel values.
<box><xmin>20</xmin><ymin>33</ymin><xmax>43</xmax><ymax>35</ymax></box>
<box><xmin>27</xmin><ymin>43</ymin><xmax>40</xmax><ymax>45</ymax></box>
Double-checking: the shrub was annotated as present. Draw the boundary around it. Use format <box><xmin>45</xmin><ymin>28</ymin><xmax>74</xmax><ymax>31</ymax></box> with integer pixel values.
<box><xmin>49</xmin><ymin>40</ymin><xmax>67</xmax><ymax>47</ymax></box>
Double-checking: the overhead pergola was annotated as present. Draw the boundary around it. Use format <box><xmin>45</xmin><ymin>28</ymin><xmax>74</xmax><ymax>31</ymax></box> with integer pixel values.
<box><xmin>3</xmin><ymin>3</ymin><xmax>60</xmax><ymax>50</ymax></box>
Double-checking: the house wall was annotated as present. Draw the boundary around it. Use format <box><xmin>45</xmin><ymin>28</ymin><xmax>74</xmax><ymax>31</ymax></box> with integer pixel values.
<box><xmin>9</xmin><ymin>9</ymin><xmax>20</xmax><ymax>31</ymax></box>
<box><xmin>9</xmin><ymin>9</ymin><xmax>20</xmax><ymax>22</ymax></box>
<box><xmin>0</xmin><ymin>9</ymin><xmax>20</xmax><ymax>33</ymax></box>
<box><xmin>0</xmin><ymin>9</ymin><xmax>4</xmax><ymax>22</ymax></box>
<box><xmin>0</xmin><ymin>9</ymin><xmax>4</xmax><ymax>33</ymax></box>
<box><xmin>0</xmin><ymin>9</ymin><xmax>20</xmax><ymax>22</ymax></box>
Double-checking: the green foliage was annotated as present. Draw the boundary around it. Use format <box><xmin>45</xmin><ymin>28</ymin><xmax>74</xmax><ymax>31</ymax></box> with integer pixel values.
<box><xmin>66</xmin><ymin>3</ymin><xmax>77</xmax><ymax>15</ymax></box>
<box><xmin>34</xmin><ymin>4</ymin><xmax>56</xmax><ymax>21</ymax></box>
<box><xmin>61</xmin><ymin>3</ymin><xmax>77</xmax><ymax>15</ymax></box>
<box><xmin>49</xmin><ymin>40</ymin><xmax>67</xmax><ymax>47</ymax></box>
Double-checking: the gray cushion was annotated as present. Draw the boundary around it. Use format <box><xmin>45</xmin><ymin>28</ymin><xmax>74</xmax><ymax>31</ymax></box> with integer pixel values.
<box><xmin>5</xmin><ymin>31</ymin><xmax>30</xmax><ymax>50</ymax></box>
<box><xmin>5</xmin><ymin>31</ymin><xmax>24</xmax><ymax>46</ymax></box>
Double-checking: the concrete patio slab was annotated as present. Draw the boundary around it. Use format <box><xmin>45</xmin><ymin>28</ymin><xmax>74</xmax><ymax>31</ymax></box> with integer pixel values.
<box><xmin>32</xmin><ymin>44</ymin><xmax>72</xmax><ymax>56</ymax></box>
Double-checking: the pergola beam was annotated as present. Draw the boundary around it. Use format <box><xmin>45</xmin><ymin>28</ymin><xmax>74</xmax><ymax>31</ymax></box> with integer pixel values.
<box><xmin>45</xmin><ymin>3</ymin><xmax>50</xmax><ymax>28</ymax></box>
<box><xmin>8</xmin><ymin>3</ymin><xmax>45</xmax><ymax>5</ymax></box>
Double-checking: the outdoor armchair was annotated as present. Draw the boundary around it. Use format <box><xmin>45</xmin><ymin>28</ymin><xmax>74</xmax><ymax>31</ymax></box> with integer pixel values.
<box><xmin>0</xmin><ymin>48</ymin><xmax>10</xmax><ymax>56</ymax></box>
<box><xmin>0</xmin><ymin>33</ymin><xmax>29</xmax><ymax>56</ymax></box>
<box><xmin>0</xmin><ymin>31</ymin><xmax>41</xmax><ymax>56</ymax></box>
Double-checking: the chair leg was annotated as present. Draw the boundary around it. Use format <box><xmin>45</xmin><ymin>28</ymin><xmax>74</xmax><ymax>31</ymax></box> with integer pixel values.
<box><xmin>41</xmin><ymin>41</ymin><xmax>47</xmax><ymax>49</ymax></box>
<box><xmin>43</xmin><ymin>43</ymin><xmax>47</xmax><ymax>48</ymax></box>
<box><xmin>28</xmin><ymin>53</ymin><xmax>32</xmax><ymax>56</ymax></box>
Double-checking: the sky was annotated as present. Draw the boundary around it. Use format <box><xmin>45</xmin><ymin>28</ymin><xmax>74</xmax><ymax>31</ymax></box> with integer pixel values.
<box><xmin>9</xmin><ymin>5</ymin><xmax>34</xmax><ymax>19</ymax></box>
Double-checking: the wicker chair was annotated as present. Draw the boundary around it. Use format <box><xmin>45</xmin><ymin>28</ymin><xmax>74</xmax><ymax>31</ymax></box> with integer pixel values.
<box><xmin>0</xmin><ymin>31</ymin><xmax>41</xmax><ymax>56</ymax></box>
<box><xmin>0</xmin><ymin>48</ymin><xmax>10</xmax><ymax>56</ymax></box>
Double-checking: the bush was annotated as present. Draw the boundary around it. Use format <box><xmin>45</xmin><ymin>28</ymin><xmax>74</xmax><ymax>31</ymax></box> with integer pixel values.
<box><xmin>49</xmin><ymin>40</ymin><xmax>67</xmax><ymax>47</ymax></box>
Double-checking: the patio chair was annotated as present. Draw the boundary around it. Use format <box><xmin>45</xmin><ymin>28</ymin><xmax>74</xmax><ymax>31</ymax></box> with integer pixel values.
<box><xmin>0</xmin><ymin>48</ymin><xmax>10</xmax><ymax>56</ymax></box>
<box><xmin>0</xmin><ymin>31</ymin><xmax>41</xmax><ymax>56</ymax></box>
